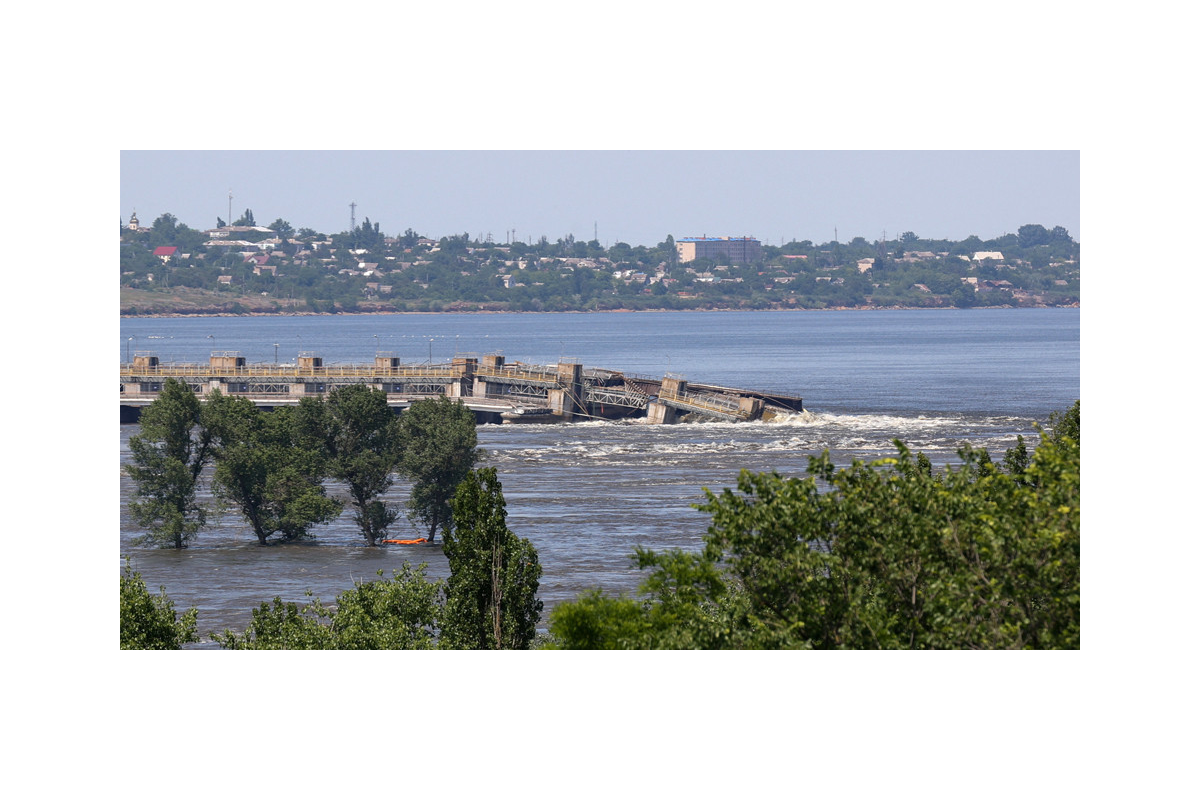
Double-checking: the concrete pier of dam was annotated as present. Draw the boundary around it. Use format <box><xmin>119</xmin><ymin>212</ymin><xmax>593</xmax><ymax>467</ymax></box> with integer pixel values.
<box><xmin>120</xmin><ymin>351</ymin><xmax>803</xmax><ymax>425</ymax></box>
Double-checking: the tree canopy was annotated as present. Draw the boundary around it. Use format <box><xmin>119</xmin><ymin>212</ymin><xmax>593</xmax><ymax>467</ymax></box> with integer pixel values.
<box><xmin>301</xmin><ymin>385</ymin><xmax>405</xmax><ymax>545</ymax></box>
<box><xmin>205</xmin><ymin>392</ymin><xmax>342</xmax><ymax>545</ymax></box>
<box><xmin>210</xmin><ymin>470</ymin><xmax>544</xmax><ymax>650</ymax></box>
<box><xmin>441</xmin><ymin>467</ymin><xmax>543</xmax><ymax>649</ymax></box>
<box><xmin>547</xmin><ymin>402</ymin><xmax>1081</xmax><ymax>649</ymax></box>
<box><xmin>397</xmin><ymin>396</ymin><xmax>480</xmax><ymax>541</ymax></box>
<box><xmin>126</xmin><ymin>378</ymin><xmax>214</xmax><ymax>548</ymax></box>
<box><xmin>120</xmin><ymin>563</ymin><xmax>199</xmax><ymax>649</ymax></box>
<box><xmin>211</xmin><ymin>565</ymin><xmax>442</xmax><ymax>650</ymax></box>
<box><xmin>122</xmin><ymin>368</ymin><xmax>1078</xmax><ymax>651</ymax></box>
<box><xmin>125</xmin><ymin>387</ymin><xmax>481</xmax><ymax>548</ymax></box>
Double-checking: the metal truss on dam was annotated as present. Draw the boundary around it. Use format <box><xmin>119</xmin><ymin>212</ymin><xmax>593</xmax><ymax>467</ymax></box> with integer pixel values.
<box><xmin>120</xmin><ymin>351</ymin><xmax>803</xmax><ymax>425</ymax></box>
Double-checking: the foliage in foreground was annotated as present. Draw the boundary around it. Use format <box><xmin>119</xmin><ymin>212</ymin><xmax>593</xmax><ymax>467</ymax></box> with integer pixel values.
<box><xmin>126</xmin><ymin>397</ymin><xmax>1078</xmax><ymax>651</ymax></box>
<box><xmin>546</xmin><ymin>402</ymin><xmax>1080</xmax><ymax>650</ymax></box>
<box><xmin>441</xmin><ymin>467</ymin><xmax>543</xmax><ymax>649</ymax></box>
<box><xmin>120</xmin><ymin>563</ymin><xmax>199</xmax><ymax>649</ymax></box>
<box><xmin>211</xmin><ymin>564</ymin><xmax>443</xmax><ymax>650</ymax></box>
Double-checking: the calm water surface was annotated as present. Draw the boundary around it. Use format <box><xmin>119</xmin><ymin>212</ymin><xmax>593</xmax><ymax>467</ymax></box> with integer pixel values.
<box><xmin>119</xmin><ymin>309</ymin><xmax>1079</xmax><ymax>644</ymax></box>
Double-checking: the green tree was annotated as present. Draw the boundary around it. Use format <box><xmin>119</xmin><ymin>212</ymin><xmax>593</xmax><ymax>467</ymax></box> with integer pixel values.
<box><xmin>547</xmin><ymin>404</ymin><xmax>1080</xmax><ymax>650</ymax></box>
<box><xmin>205</xmin><ymin>393</ymin><xmax>342</xmax><ymax>545</ymax></box>
<box><xmin>441</xmin><ymin>468</ymin><xmax>543</xmax><ymax>649</ymax></box>
<box><xmin>542</xmin><ymin>590</ymin><xmax>651</xmax><ymax>649</ymax></box>
<box><xmin>303</xmin><ymin>385</ymin><xmax>404</xmax><ymax>546</ymax></box>
<box><xmin>1002</xmin><ymin>434</ymin><xmax>1032</xmax><ymax>479</ymax></box>
<box><xmin>1047</xmin><ymin>399</ymin><xmax>1080</xmax><ymax>446</ymax></box>
<box><xmin>120</xmin><ymin>562</ymin><xmax>199</xmax><ymax>649</ymax></box>
<box><xmin>211</xmin><ymin>597</ymin><xmax>333</xmax><ymax>649</ymax></box>
<box><xmin>546</xmin><ymin>544</ymin><xmax>750</xmax><ymax>650</ymax></box>
<box><xmin>212</xmin><ymin>565</ymin><xmax>442</xmax><ymax>650</ymax></box>
<box><xmin>214</xmin><ymin>470</ymin><xmax>553</xmax><ymax>649</ymax></box>
<box><xmin>268</xmin><ymin>217</ymin><xmax>294</xmax><ymax>239</ymax></box>
<box><xmin>397</xmin><ymin>396</ymin><xmax>480</xmax><ymax>541</ymax></box>
<box><xmin>329</xmin><ymin>565</ymin><xmax>442</xmax><ymax>649</ymax></box>
<box><xmin>126</xmin><ymin>378</ymin><xmax>214</xmax><ymax>548</ymax></box>
<box><xmin>150</xmin><ymin>213</ymin><xmax>178</xmax><ymax>242</ymax></box>
<box><xmin>951</xmin><ymin>284</ymin><xmax>978</xmax><ymax>308</ymax></box>
<box><xmin>233</xmin><ymin>208</ymin><xmax>256</xmax><ymax>226</ymax></box>
<box><xmin>1017</xmin><ymin>223</ymin><xmax>1051</xmax><ymax>248</ymax></box>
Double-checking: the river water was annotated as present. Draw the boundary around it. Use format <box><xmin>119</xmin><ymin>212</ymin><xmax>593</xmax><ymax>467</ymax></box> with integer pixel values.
<box><xmin>119</xmin><ymin>308</ymin><xmax>1079</xmax><ymax>644</ymax></box>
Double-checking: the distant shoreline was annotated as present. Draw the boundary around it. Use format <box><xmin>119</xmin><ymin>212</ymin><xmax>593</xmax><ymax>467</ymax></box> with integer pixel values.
<box><xmin>120</xmin><ymin>304</ymin><xmax>1078</xmax><ymax>319</ymax></box>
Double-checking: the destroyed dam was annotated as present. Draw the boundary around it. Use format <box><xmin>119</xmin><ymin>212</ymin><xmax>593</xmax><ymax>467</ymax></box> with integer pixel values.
<box><xmin>120</xmin><ymin>351</ymin><xmax>804</xmax><ymax>425</ymax></box>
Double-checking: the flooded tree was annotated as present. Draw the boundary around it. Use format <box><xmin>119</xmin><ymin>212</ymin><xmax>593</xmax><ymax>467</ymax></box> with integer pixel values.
<box><xmin>126</xmin><ymin>378</ymin><xmax>214</xmax><ymax>548</ymax></box>
<box><xmin>397</xmin><ymin>396</ymin><xmax>479</xmax><ymax>542</ymax></box>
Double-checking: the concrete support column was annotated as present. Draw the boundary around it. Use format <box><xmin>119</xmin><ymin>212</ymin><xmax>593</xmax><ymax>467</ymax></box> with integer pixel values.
<box><xmin>476</xmin><ymin>356</ymin><xmax>504</xmax><ymax>399</ymax></box>
<box><xmin>661</xmin><ymin>375</ymin><xmax>688</xmax><ymax>400</ymax></box>
<box><xmin>738</xmin><ymin>396</ymin><xmax>763</xmax><ymax>420</ymax></box>
<box><xmin>548</xmin><ymin>388</ymin><xmax>570</xmax><ymax>419</ymax></box>
<box><xmin>452</xmin><ymin>357</ymin><xmax>477</xmax><ymax>379</ymax></box>
<box><xmin>553</xmin><ymin>362</ymin><xmax>584</xmax><ymax>420</ymax></box>
<box><xmin>646</xmin><ymin>401</ymin><xmax>677</xmax><ymax>424</ymax></box>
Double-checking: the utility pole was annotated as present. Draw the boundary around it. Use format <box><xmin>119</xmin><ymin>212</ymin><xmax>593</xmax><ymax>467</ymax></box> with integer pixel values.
<box><xmin>228</xmin><ymin>189</ymin><xmax>233</xmax><ymax>226</ymax></box>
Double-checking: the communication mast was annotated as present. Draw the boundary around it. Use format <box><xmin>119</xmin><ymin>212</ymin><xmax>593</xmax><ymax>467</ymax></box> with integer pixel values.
<box><xmin>350</xmin><ymin>201</ymin><xmax>357</xmax><ymax>230</ymax></box>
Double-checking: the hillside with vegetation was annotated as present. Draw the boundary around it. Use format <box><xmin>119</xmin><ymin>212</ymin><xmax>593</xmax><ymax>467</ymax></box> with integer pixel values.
<box><xmin>120</xmin><ymin>210</ymin><xmax>1080</xmax><ymax>315</ymax></box>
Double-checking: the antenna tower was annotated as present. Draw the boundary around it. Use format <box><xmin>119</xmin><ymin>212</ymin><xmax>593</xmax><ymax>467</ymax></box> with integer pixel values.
<box><xmin>350</xmin><ymin>201</ymin><xmax>357</xmax><ymax>230</ymax></box>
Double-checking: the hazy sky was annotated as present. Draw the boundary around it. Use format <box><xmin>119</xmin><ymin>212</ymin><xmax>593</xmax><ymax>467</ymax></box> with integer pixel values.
<box><xmin>120</xmin><ymin>151</ymin><xmax>1079</xmax><ymax>248</ymax></box>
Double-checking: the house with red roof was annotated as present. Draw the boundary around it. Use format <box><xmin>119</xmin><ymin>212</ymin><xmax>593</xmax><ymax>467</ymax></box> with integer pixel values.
<box><xmin>152</xmin><ymin>246</ymin><xmax>177</xmax><ymax>263</ymax></box>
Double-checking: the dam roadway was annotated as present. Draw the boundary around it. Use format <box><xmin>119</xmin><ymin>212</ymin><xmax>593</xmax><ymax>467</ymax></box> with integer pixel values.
<box><xmin>120</xmin><ymin>351</ymin><xmax>803</xmax><ymax>425</ymax></box>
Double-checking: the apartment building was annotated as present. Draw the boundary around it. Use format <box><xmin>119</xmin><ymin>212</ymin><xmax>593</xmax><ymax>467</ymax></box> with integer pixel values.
<box><xmin>675</xmin><ymin>236</ymin><xmax>762</xmax><ymax>264</ymax></box>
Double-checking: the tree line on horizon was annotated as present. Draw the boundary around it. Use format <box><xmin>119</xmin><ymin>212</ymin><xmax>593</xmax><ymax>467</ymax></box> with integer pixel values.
<box><xmin>121</xmin><ymin>212</ymin><xmax>1081</xmax><ymax>313</ymax></box>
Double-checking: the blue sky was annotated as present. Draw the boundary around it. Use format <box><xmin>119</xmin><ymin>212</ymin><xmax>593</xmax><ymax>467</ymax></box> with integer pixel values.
<box><xmin>120</xmin><ymin>150</ymin><xmax>1079</xmax><ymax>248</ymax></box>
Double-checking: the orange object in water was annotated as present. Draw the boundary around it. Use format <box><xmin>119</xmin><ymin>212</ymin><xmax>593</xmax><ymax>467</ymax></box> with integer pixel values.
<box><xmin>382</xmin><ymin>537</ymin><xmax>429</xmax><ymax>545</ymax></box>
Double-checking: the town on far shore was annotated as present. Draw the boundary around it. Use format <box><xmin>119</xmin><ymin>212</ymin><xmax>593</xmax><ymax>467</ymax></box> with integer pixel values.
<box><xmin>121</xmin><ymin>210</ymin><xmax>1080</xmax><ymax>316</ymax></box>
